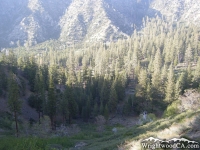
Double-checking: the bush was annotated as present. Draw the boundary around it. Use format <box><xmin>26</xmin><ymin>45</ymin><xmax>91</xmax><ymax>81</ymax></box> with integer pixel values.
<box><xmin>148</xmin><ymin>113</ymin><xmax>157</xmax><ymax>121</ymax></box>
<box><xmin>138</xmin><ymin>113</ymin><xmax>156</xmax><ymax>125</ymax></box>
<box><xmin>0</xmin><ymin>112</ymin><xmax>13</xmax><ymax>129</ymax></box>
<box><xmin>164</xmin><ymin>101</ymin><xmax>179</xmax><ymax>117</ymax></box>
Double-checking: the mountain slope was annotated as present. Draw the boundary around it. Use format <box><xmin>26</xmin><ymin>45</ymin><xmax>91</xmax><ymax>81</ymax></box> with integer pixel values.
<box><xmin>0</xmin><ymin>0</ymin><xmax>200</xmax><ymax>48</ymax></box>
<box><xmin>59</xmin><ymin>0</ymin><xmax>127</xmax><ymax>43</ymax></box>
<box><xmin>0</xmin><ymin>0</ymin><xmax>71</xmax><ymax>47</ymax></box>
<box><xmin>150</xmin><ymin>0</ymin><xmax>200</xmax><ymax>25</ymax></box>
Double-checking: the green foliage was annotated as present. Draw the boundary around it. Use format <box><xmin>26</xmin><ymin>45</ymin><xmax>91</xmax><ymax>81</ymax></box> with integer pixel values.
<box><xmin>0</xmin><ymin>17</ymin><xmax>199</xmax><ymax>126</ymax></box>
<box><xmin>0</xmin><ymin>112</ymin><xmax>13</xmax><ymax>130</ymax></box>
<box><xmin>165</xmin><ymin>64</ymin><xmax>175</xmax><ymax>103</ymax></box>
<box><xmin>23</xmin><ymin>56</ymin><xmax>37</xmax><ymax>91</ymax></box>
<box><xmin>7</xmin><ymin>72</ymin><xmax>21</xmax><ymax>113</ymax></box>
<box><xmin>138</xmin><ymin>113</ymin><xmax>155</xmax><ymax>125</ymax></box>
<box><xmin>104</xmin><ymin>104</ymin><xmax>109</xmax><ymax>120</ymax></box>
<box><xmin>93</xmin><ymin>103</ymin><xmax>98</xmax><ymax>117</ymax></box>
<box><xmin>100</xmin><ymin>102</ymin><xmax>104</xmax><ymax>115</ymax></box>
<box><xmin>100</xmin><ymin>80</ymin><xmax>110</xmax><ymax>105</ymax></box>
<box><xmin>47</xmin><ymin>73</ymin><xmax>56</xmax><ymax>129</ymax></box>
<box><xmin>148</xmin><ymin>113</ymin><xmax>157</xmax><ymax>121</ymax></box>
<box><xmin>0</xmin><ymin>137</ymin><xmax>74</xmax><ymax>150</ymax></box>
<box><xmin>108</xmin><ymin>81</ymin><xmax>118</xmax><ymax>112</ymax></box>
<box><xmin>28</xmin><ymin>94</ymin><xmax>42</xmax><ymax>113</ymax></box>
<box><xmin>123</xmin><ymin>96</ymin><xmax>132</xmax><ymax>116</ymax></box>
<box><xmin>0</xmin><ymin>66</ymin><xmax>7</xmax><ymax>96</ymax></box>
<box><xmin>164</xmin><ymin>101</ymin><xmax>179</xmax><ymax>117</ymax></box>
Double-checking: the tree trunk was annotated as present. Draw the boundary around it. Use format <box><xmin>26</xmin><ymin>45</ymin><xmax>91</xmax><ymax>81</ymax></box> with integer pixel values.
<box><xmin>50</xmin><ymin>116</ymin><xmax>53</xmax><ymax>130</ymax></box>
<box><xmin>38</xmin><ymin>111</ymin><xmax>41</xmax><ymax>124</ymax></box>
<box><xmin>69</xmin><ymin>114</ymin><xmax>71</xmax><ymax>124</ymax></box>
<box><xmin>41</xmin><ymin>111</ymin><xmax>44</xmax><ymax>118</ymax></box>
<box><xmin>63</xmin><ymin>115</ymin><xmax>65</xmax><ymax>125</ymax></box>
<box><xmin>54</xmin><ymin>115</ymin><xmax>56</xmax><ymax>130</ymax></box>
<box><xmin>14</xmin><ymin>111</ymin><xmax>19</xmax><ymax>137</ymax></box>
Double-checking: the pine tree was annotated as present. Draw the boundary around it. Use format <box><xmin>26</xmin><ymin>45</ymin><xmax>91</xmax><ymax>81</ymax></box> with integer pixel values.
<box><xmin>65</xmin><ymin>85</ymin><xmax>78</xmax><ymax>124</ymax></box>
<box><xmin>174</xmin><ymin>80</ymin><xmax>181</xmax><ymax>100</ymax></box>
<box><xmin>178</xmin><ymin>71</ymin><xmax>187</xmax><ymax>94</ymax></box>
<box><xmin>82</xmin><ymin>106</ymin><xmax>87</xmax><ymax>122</ymax></box>
<box><xmin>100</xmin><ymin>102</ymin><xmax>104</xmax><ymax>115</ymax></box>
<box><xmin>60</xmin><ymin>92</ymin><xmax>69</xmax><ymax>125</ymax></box>
<box><xmin>165</xmin><ymin>64</ymin><xmax>175</xmax><ymax>103</ymax></box>
<box><xmin>123</xmin><ymin>96</ymin><xmax>132</xmax><ymax>115</ymax></box>
<box><xmin>108</xmin><ymin>81</ymin><xmax>118</xmax><ymax>112</ymax></box>
<box><xmin>151</xmin><ymin>48</ymin><xmax>162</xmax><ymax>98</ymax></box>
<box><xmin>104</xmin><ymin>104</ymin><xmax>109</xmax><ymax>120</ymax></box>
<box><xmin>67</xmin><ymin>50</ymin><xmax>77</xmax><ymax>86</ymax></box>
<box><xmin>184</xmin><ymin>44</ymin><xmax>193</xmax><ymax>65</ymax></box>
<box><xmin>93</xmin><ymin>103</ymin><xmax>98</xmax><ymax>116</ymax></box>
<box><xmin>47</xmin><ymin>71</ymin><xmax>56</xmax><ymax>130</ymax></box>
<box><xmin>136</xmin><ymin>68</ymin><xmax>147</xmax><ymax>98</ymax></box>
<box><xmin>38</xmin><ymin>68</ymin><xmax>46</xmax><ymax>116</ymax></box>
<box><xmin>86</xmin><ymin>97</ymin><xmax>91</xmax><ymax>119</ymax></box>
<box><xmin>8</xmin><ymin>72</ymin><xmax>22</xmax><ymax>137</ymax></box>
<box><xmin>193</xmin><ymin>58</ymin><xmax>200</xmax><ymax>88</ymax></box>
<box><xmin>100</xmin><ymin>79</ymin><xmax>110</xmax><ymax>105</ymax></box>
<box><xmin>186</xmin><ymin>64</ymin><xmax>193</xmax><ymax>87</ymax></box>
<box><xmin>146</xmin><ymin>81</ymin><xmax>152</xmax><ymax>107</ymax></box>
<box><xmin>33</xmin><ymin>70</ymin><xmax>43</xmax><ymax>123</ymax></box>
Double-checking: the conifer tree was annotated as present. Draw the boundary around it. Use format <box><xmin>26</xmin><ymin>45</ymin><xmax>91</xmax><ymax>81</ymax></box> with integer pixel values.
<box><xmin>65</xmin><ymin>85</ymin><xmax>78</xmax><ymax>124</ymax></box>
<box><xmin>186</xmin><ymin>64</ymin><xmax>193</xmax><ymax>87</ymax></box>
<box><xmin>123</xmin><ymin>96</ymin><xmax>132</xmax><ymax>115</ymax></box>
<box><xmin>32</xmin><ymin>70</ymin><xmax>43</xmax><ymax>123</ymax></box>
<box><xmin>67</xmin><ymin>50</ymin><xmax>77</xmax><ymax>86</ymax></box>
<box><xmin>60</xmin><ymin>92</ymin><xmax>69</xmax><ymax>125</ymax></box>
<box><xmin>151</xmin><ymin>48</ymin><xmax>162</xmax><ymax>98</ymax></box>
<box><xmin>8</xmin><ymin>72</ymin><xmax>21</xmax><ymax>137</ymax></box>
<box><xmin>178</xmin><ymin>71</ymin><xmax>187</xmax><ymax>94</ymax></box>
<box><xmin>100</xmin><ymin>102</ymin><xmax>104</xmax><ymax>115</ymax></box>
<box><xmin>38</xmin><ymin>68</ymin><xmax>46</xmax><ymax>116</ymax></box>
<box><xmin>136</xmin><ymin>69</ymin><xmax>147</xmax><ymax>98</ymax></box>
<box><xmin>174</xmin><ymin>80</ymin><xmax>181</xmax><ymax>100</ymax></box>
<box><xmin>86</xmin><ymin>97</ymin><xmax>91</xmax><ymax>119</ymax></box>
<box><xmin>108</xmin><ymin>81</ymin><xmax>118</xmax><ymax>112</ymax></box>
<box><xmin>165</xmin><ymin>64</ymin><xmax>175</xmax><ymax>103</ymax></box>
<box><xmin>185</xmin><ymin>44</ymin><xmax>193</xmax><ymax>65</ymax></box>
<box><xmin>100</xmin><ymin>79</ymin><xmax>110</xmax><ymax>105</ymax></box>
<box><xmin>47</xmin><ymin>71</ymin><xmax>56</xmax><ymax>130</ymax></box>
<box><xmin>93</xmin><ymin>103</ymin><xmax>98</xmax><ymax>116</ymax></box>
<box><xmin>104</xmin><ymin>104</ymin><xmax>109</xmax><ymax>120</ymax></box>
<box><xmin>193</xmin><ymin>58</ymin><xmax>200</xmax><ymax>88</ymax></box>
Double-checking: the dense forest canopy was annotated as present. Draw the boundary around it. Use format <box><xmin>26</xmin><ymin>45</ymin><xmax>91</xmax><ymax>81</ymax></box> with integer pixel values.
<box><xmin>0</xmin><ymin>17</ymin><xmax>200</xmax><ymax>131</ymax></box>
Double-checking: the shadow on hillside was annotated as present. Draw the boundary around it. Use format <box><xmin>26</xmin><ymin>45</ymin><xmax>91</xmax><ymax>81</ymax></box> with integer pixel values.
<box><xmin>105</xmin><ymin>0</ymin><xmax>162</xmax><ymax>34</ymax></box>
<box><xmin>187</xmin><ymin>114</ymin><xmax>200</xmax><ymax>142</ymax></box>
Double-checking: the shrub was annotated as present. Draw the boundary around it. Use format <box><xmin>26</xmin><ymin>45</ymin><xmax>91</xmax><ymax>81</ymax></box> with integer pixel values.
<box><xmin>164</xmin><ymin>101</ymin><xmax>179</xmax><ymax>117</ymax></box>
<box><xmin>148</xmin><ymin>113</ymin><xmax>157</xmax><ymax>121</ymax></box>
<box><xmin>138</xmin><ymin>113</ymin><xmax>156</xmax><ymax>125</ymax></box>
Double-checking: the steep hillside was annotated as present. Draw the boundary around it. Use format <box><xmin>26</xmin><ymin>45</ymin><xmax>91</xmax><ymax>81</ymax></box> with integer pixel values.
<box><xmin>59</xmin><ymin>0</ymin><xmax>154</xmax><ymax>43</ymax></box>
<box><xmin>0</xmin><ymin>0</ymin><xmax>200</xmax><ymax>47</ymax></box>
<box><xmin>0</xmin><ymin>0</ymin><xmax>70</xmax><ymax>47</ymax></box>
<box><xmin>150</xmin><ymin>0</ymin><xmax>200</xmax><ymax>25</ymax></box>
